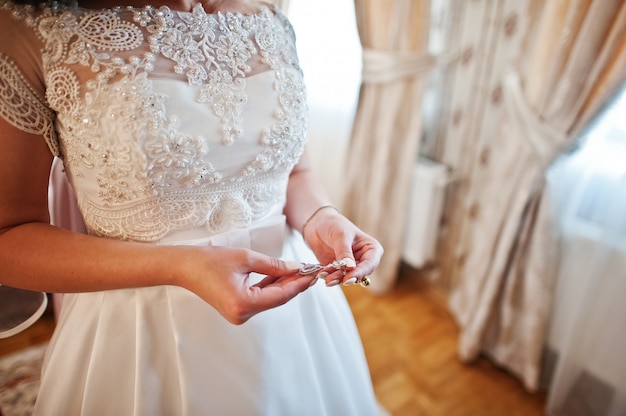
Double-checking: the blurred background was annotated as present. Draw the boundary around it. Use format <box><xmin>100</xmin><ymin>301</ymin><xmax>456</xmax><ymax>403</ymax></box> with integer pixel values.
<box><xmin>287</xmin><ymin>0</ymin><xmax>626</xmax><ymax>414</ymax></box>
<box><xmin>2</xmin><ymin>1</ymin><xmax>625</xmax><ymax>415</ymax></box>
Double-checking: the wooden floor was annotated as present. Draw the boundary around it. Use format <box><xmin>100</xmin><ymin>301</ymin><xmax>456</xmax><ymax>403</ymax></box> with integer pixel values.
<box><xmin>1</xmin><ymin>268</ymin><xmax>547</xmax><ymax>416</ymax></box>
<box><xmin>344</xmin><ymin>263</ymin><xmax>547</xmax><ymax>416</ymax></box>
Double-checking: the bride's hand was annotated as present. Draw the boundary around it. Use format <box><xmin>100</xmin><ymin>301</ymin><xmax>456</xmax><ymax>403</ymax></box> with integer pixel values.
<box><xmin>302</xmin><ymin>208</ymin><xmax>383</xmax><ymax>287</ymax></box>
<box><xmin>177</xmin><ymin>246</ymin><xmax>315</xmax><ymax>325</ymax></box>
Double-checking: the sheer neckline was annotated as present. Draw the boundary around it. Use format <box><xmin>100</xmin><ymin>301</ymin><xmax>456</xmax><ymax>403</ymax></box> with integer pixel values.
<box><xmin>72</xmin><ymin>0</ymin><xmax>272</xmax><ymax>16</ymax></box>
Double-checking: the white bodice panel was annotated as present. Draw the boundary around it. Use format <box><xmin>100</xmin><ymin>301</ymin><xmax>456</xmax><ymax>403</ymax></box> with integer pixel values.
<box><xmin>0</xmin><ymin>1</ymin><xmax>307</xmax><ymax>242</ymax></box>
<box><xmin>0</xmin><ymin>4</ymin><xmax>381</xmax><ymax>415</ymax></box>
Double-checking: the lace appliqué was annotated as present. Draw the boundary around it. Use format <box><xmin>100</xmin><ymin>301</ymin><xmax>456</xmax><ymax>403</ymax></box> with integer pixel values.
<box><xmin>140</xmin><ymin>5</ymin><xmax>258</xmax><ymax>145</ymax></box>
<box><xmin>38</xmin><ymin>9</ymin><xmax>144</xmax><ymax>69</ymax></box>
<box><xmin>81</xmin><ymin>173</ymin><xmax>289</xmax><ymax>241</ymax></box>
<box><xmin>5</xmin><ymin>2</ymin><xmax>307</xmax><ymax>241</ymax></box>
<box><xmin>0</xmin><ymin>54</ymin><xmax>59</xmax><ymax>155</ymax></box>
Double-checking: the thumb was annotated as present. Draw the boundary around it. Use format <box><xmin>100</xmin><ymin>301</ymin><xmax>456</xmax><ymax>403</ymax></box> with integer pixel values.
<box><xmin>248</xmin><ymin>253</ymin><xmax>303</xmax><ymax>277</ymax></box>
<box><xmin>332</xmin><ymin>238</ymin><xmax>356</xmax><ymax>270</ymax></box>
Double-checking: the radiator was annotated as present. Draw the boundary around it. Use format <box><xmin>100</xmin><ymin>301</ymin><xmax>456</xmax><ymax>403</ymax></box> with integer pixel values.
<box><xmin>402</xmin><ymin>156</ymin><xmax>449</xmax><ymax>268</ymax></box>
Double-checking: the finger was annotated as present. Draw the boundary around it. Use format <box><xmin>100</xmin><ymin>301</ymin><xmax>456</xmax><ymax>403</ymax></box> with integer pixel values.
<box><xmin>246</xmin><ymin>273</ymin><xmax>315</xmax><ymax>314</ymax></box>
<box><xmin>245</xmin><ymin>251</ymin><xmax>303</xmax><ymax>277</ymax></box>
<box><xmin>321</xmin><ymin>270</ymin><xmax>343</xmax><ymax>287</ymax></box>
<box><xmin>333</xmin><ymin>249</ymin><xmax>356</xmax><ymax>271</ymax></box>
<box><xmin>252</xmin><ymin>272</ymin><xmax>313</xmax><ymax>289</ymax></box>
<box><xmin>352</xmin><ymin>241</ymin><xmax>384</xmax><ymax>276</ymax></box>
<box><xmin>331</xmin><ymin>241</ymin><xmax>382</xmax><ymax>286</ymax></box>
<box><xmin>326</xmin><ymin>230</ymin><xmax>357</xmax><ymax>273</ymax></box>
<box><xmin>252</xmin><ymin>273</ymin><xmax>281</xmax><ymax>288</ymax></box>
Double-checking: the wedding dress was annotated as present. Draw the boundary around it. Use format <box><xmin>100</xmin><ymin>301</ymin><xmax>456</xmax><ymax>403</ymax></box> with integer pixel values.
<box><xmin>0</xmin><ymin>1</ymin><xmax>379</xmax><ymax>414</ymax></box>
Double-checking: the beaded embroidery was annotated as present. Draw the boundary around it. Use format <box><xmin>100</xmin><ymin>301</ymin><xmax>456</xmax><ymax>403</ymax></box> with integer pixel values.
<box><xmin>0</xmin><ymin>1</ymin><xmax>307</xmax><ymax>241</ymax></box>
<box><xmin>0</xmin><ymin>55</ymin><xmax>59</xmax><ymax>155</ymax></box>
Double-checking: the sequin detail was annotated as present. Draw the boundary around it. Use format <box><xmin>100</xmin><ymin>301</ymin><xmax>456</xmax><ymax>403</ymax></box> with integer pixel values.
<box><xmin>1</xmin><ymin>2</ymin><xmax>307</xmax><ymax>241</ymax></box>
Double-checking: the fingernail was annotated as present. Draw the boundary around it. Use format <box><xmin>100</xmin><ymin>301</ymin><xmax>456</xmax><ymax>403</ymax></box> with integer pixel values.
<box><xmin>309</xmin><ymin>278</ymin><xmax>318</xmax><ymax>287</ymax></box>
<box><xmin>342</xmin><ymin>277</ymin><xmax>357</xmax><ymax>286</ymax></box>
<box><xmin>342</xmin><ymin>257</ymin><xmax>356</xmax><ymax>268</ymax></box>
<box><xmin>326</xmin><ymin>278</ymin><xmax>341</xmax><ymax>287</ymax></box>
<box><xmin>286</xmin><ymin>261</ymin><xmax>303</xmax><ymax>270</ymax></box>
<box><xmin>316</xmin><ymin>272</ymin><xmax>329</xmax><ymax>280</ymax></box>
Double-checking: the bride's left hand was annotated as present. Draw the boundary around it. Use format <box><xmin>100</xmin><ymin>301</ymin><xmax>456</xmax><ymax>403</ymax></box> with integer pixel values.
<box><xmin>302</xmin><ymin>208</ymin><xmax>383</xmax><ymax>287</ymax></box>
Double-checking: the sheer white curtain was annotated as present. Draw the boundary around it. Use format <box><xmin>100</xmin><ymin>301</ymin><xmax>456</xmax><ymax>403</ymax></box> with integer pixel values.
<box><xmin>544</xmin><ymin>91</ymin><xmax>626</xmax><ymax>416</ymax></box>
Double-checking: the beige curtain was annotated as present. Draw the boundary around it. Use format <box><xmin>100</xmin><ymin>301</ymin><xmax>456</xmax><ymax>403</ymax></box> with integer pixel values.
<box><xmin>441</xmin><ymin>0</ymin><xmax>626</xmax><ymax>391</ymax></box>
<box><xmin>341</xmin><ymin>0</ymin><xmax>431</xmax><ymax>294</ymax></box>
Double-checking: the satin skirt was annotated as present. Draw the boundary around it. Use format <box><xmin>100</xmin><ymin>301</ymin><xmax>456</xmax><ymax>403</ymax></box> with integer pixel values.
<box><xmin>34</xmin><ymin>217</ymin><xmax>378</xmax><ymax>416</ymax></box>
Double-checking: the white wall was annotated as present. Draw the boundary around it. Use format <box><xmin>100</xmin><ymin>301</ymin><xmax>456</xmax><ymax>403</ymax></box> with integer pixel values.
<box><xmin>287</xmin><ymin>0</ymin><xmax>361</xmax><ymax>203</ymax></box>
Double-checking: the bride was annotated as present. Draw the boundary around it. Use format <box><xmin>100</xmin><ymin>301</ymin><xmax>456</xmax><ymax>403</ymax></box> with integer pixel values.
<box><xmin>0</xmin><ymin>0</ymin><xmax>384</xmax><ymax>414</ymax></box>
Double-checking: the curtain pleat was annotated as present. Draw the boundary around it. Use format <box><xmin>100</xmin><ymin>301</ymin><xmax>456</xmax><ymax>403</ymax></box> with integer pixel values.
<box><xmin>442</xmin><ymin>0</ymin><xmax>626</xmax><ymax>392</ymax></box>
<box><xmin>341</xmin><ymin>0</ymin><xmax>430</xmax><ymax>293</ymax></box>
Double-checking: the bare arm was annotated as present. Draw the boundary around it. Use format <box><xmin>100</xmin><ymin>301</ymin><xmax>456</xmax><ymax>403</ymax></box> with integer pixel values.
<box><xmin>284</xmin><ymin>149</ymin><xmax>383</xmax><ymax>286</ymax></box>
<box><xmin>0</xmin><ymin>117</ymin><xmax>185</xmax><ymax>293</ymax></box>
<box><xmin>0</xmin><ymin>119</ymin><xmax>315</xmax><ymax>324</ymax></box>
<box><xmin>283</xmin><ymin>150</ymin><xmax>335</xmax><ymax>233</ymax></box>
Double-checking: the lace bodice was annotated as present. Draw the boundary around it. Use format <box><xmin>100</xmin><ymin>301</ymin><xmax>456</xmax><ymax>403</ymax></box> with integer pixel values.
<box><xmin>0</xmin><ymin>0</ymin><xmax>307</xmax><ymax>241</ymax></box>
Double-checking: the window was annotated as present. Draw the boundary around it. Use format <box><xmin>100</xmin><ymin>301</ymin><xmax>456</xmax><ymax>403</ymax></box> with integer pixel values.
<box><xmin>550</xmin><ymin>86</ymin><xmax>626</xmax><ymax>247</ymax></box>
<box><xmin>286</xmin><ymin>0</ymin><xmax>361</xmax><ymax>201</ymax></box>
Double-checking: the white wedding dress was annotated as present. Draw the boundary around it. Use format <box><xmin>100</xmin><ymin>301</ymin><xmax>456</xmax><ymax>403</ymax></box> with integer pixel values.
<box><xmin>0</xmin><ymin>1</ymin><xmax>379</xmax><ymax>414</ymax></box>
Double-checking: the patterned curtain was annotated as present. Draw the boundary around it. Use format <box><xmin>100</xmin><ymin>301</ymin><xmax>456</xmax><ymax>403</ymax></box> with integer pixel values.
<box><xmin>434</xmin><ymin>0</ymin><xmax>626</xmax><ymax>391</ymax></box>
<box><xmin>341</xmin><ymin>0</ymin><xmax>431</xmax><ymax>293</ymax></box>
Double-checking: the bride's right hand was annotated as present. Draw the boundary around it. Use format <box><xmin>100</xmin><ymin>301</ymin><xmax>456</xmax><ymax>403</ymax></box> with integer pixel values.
<box><xmin>176</xmin><ymin>246</ymin><xmax>315</xmax><ymax>325</ymax></box>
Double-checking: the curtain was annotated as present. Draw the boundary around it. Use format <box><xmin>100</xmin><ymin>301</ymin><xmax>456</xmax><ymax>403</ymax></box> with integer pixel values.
<box><xmin>341</xmin><ymin>0</ymin><xmax>431</xmax><ymax>293</ymax></box>
<box><xmin>431</xmin><ymin>0</ymin><xmax>535</xmax><ymax>290</ymax></box>
<box><xmin>544</xmin><ymin>102</ymin><xmax>626</xmax><ymax>415</ymax></box>
<box><xmin>435</xmin><ymin>0</ymin><xmax>626</xmax><ymax>391</ymax></box>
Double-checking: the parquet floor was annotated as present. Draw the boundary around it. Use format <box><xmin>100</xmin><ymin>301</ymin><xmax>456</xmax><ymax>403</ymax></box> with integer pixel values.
<box><xmin>344</xmin><ymin>263</ymin><xmax>547</xmax><ymax>416</ymax></box>
<box><xmin>1</xmin><ymin>267</ymin><xmax>547</xmax><ymax>416</ymax></box>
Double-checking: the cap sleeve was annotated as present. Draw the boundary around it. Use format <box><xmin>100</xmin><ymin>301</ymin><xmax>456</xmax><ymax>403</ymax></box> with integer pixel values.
<box><xmin>0</xmin><ymin>4</ymin><xmax>59</xmax><ymax>156</ymax></box>
<box><xmin>0</xmin><ymin>54</ymin><xmax>59</xmax><ymax>156</ymax></box>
